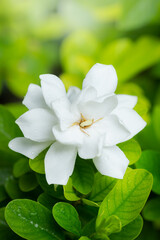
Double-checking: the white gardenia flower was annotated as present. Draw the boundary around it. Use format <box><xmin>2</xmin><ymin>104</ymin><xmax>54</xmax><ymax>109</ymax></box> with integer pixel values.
<box><xmin>9</xmin><ymin>63</ymin><xmax>146</xmax><ymax>185</ymax></box>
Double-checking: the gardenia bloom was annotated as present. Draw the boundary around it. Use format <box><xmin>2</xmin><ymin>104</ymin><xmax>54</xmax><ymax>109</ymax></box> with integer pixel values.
<box><xmin>9</xmin><ymin>63</ymin><xmax>146</xmax><ymax>185</ymax></box>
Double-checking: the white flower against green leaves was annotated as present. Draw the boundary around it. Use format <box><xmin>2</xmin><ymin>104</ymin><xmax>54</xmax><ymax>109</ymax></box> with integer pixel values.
<box><xmin>9</xmin><ymin>63</ymin><xmax>146</xmax><ymax>185</ymax></box>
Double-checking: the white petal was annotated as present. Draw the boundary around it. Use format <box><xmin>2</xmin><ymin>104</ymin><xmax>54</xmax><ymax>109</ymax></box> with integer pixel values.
<box><xmin>52</xmin><ymin>125</ymin><xmax>83</xmax><ymax>146</ymax></box>
<box><xmin>116</xmin><ymin>94</ymin><xmax>137</xmax><ymax>109</ymax></box>
<box><xmin>100</xmin><ymin>115</ymin><xmax>130</xmax><ymax>146</ymax></box>
<box><xmin>40</xmin><ymin>74</ymin><xmax>66</xmax><ymax>107</ymax></box>
<box><xmin>16</xmin><ymin>108</ymin><xmax>56</xmax><ymax>142</ymax></box>
<box><xmin>113</xmin><ymin>108</ymin><xmax>146</xmax><ymax>140</ymax></box>
<box><xmin>76</xmin><ymin>86</ymin><xmax>97</xmax><ymax>104</ymax></box>
<box><xmin>23</xmin><ymin>84</ymin><xmax>47</xmax><ymax>110</ymax></box>
<box><xmin>93</xmin><ymin>146</ymin><xmax>129</xmax><ymax>179</ymax></box>
<box><xmin>45</xmin><ymin>142</ymin><xmax>77</xmax><ymax>185</ymax></box>
<box><xmin>83</xmin><ymin>63</ymin><xmax>118</xmax><ymax>98</ymax></box>
<box><xmin>52</xmin><ymin>97</ymin><xmax>80</xmax><ymax>131</ymax></box>
<box><xmin>78</xmin><ymin>126</ymin><xmax>105</xmax><ymax>159</ymax></box>
<box><xmin>9</xmin><ymin>137</ymin><xmax>51</xmax><ymax>159</ymax></box>
<box><xmin>67</xmin><ymin>86</ymin><xmax>81</xmax><ymax>103</ymax></box>
<box><xmin>78</xmin><ymin>95</ymin><xmax>118</xmax><ymax>120</ymax></box>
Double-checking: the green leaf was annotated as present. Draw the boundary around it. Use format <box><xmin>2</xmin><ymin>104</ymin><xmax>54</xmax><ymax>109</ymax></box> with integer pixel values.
<box><xmin>37</xmin><ymin>193</ymin><xmax>58</xmax><ymax>211</ymax></box>
<box><xmin>88</xmin><ymin>172</ymin><xmax>117</xmax><ymax>202</ymax></box>
<box><xmin>0</xmin><ymin>105</ymin><xmax>21</xmax><ymax>152</ymax></box>
<box><xmin>110</xmin><ymin>215</ymin><xmax>143</xmax><ymax>240</ymax></box>
<box><xmin>82</xmin><ymin>199</ymin><xmax>100</xmax><ymax>208</ymax></box>
<box><xmin>142</xmin><ymin>197</ymin><xmax>160</xmax><ymax>222</ymax></box>
<box><xmin>60</xmin><ymin>73</ymin><xmax>82</xmax><ymax>91</ymax></box>
<box><xmin>119</xmin><ymin>0</ymin><xmax>160</xmax><ymax>30</ymax></box>
<box><xmin>136</xmin><ymin>150</ymin><xmax>160</xmax><ymax>194</ymax></box>
<box><xmin>0</xmin><ymin>207</ymin><xmax>21</xmax><ymax>240</ymax></box>
<box><xmin>100</xmin><ymin>37</ymin><xmax>160</xmax><ymax>83</ymax></box>
<box><xmin>0</xmin><ymin>168</ymin><xmax>12</xmax><ymax>185</ymax></box>
<box><xmin>5</xmin><ymin>176</ymin><xmax>24</xmax><ymax>199</ymax></box>
<box><xmin>5</xmin><ymin>199</ymin><xmax>64</xmax><ymax>240</ymax></box>
<box><xmin>79</xmin><ymin>237</ymin><xmax>91</xmax><ymax>240</ymax></box>
<box><xmin>36</xmin><ymin>174</ymin><xmax>64</xmax><ymax>200</ymax></box>
<box><xmin>0</xmin><ymin>186</ymin><xmax>8</xmax><ymax>202</ymax></box>
<box><xmin>118</xmin><ymin>139</ymin><xmax>141</xmax><ymax>165</ymax></box>
<box><xmin>61</xmin><ymin>31</ymin><xmax>100</xmax><ymax>77</ymax></box>
<box><xmin>63</xmin><ymin>178</ymin><xmax>80</xmax><ymax>201</ymax></box>
<box><xmin>5</xmin><ymin>103</ymin><xmax>27</xmax><ymax>119</ymax></box>
<box><xmin>29</xmin><ymin>150</ymin><xmax>46</xmax><ymax>174</ymax></box>
<box><xmin>82</xmin><ymin>218</ymin><xmax>96</xmax><ymax>237</ymax></box>
<box><xmin>52</xmin><ymin>202</ymin><xmax>81</xmax><ymax>236</ymax></box>
<box><xmin>135</xmin><ymin>221</ymin><xmax>159</xmax><ymax>240</ymax></box>
<box><xmin>13</xmin><ymin>158</ymin><xmax>30</xmax><ymax>178</ymax></box>
<box><xmin>96</xmin><ymin>168</ymin><xmax>152</xmax><ymax>228</ymax></box>
<box><xmin>0</xmin><ymin>150</ymin><xmax>20</xmax><ymax>168</ymax></box>
<box><xmin>19</xmin><ymin>172</ymin><xmax>38</xmax><ymax>192</ymax></box>
<box><xmin>152</xmin><ymin>105</ymin><xmax>160</xmax><ymax>141</ymax></box>
<box><xmin>96</xmin><ymin>215</ymin><xmax>122</xmax><ymax>237</ymax></box>
<box><xmin>71</xmin><ymin>158</ymin><xmax>94</xmax><ymax>195</ymax></box>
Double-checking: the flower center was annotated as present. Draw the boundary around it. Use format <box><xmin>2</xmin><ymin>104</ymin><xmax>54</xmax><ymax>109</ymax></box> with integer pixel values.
<box><xmin>71</xmin><ymin>113</ymin><xmax>103</xmax><ymax>136</ymax></box>
<box><xmin>79</xmin><ymin>114</ymin><xmax>93</xmax><ymax>129</ymax></box>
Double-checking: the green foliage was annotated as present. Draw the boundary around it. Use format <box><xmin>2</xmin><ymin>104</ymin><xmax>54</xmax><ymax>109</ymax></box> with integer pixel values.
<box><xmin>61</xmin><ymin>31</ymin><xmax>100</xmax><ymax>77</ymax></box>
<box><xmin>13</xmin><ymin>158</ymin><xmax>30</xmax><ymax>178</ymax></box>
<box><xmin>79</xmin><ymin>237</ymin><xmax>91</xmax><ymax>240</ymax></box>
<box><xmin>88</xmin><ymin>172</ymin><xmax>117</xmax><ymax>202</ymax></box>
<box><xmin>0</xmin><ymin>186</ymin><xmax>8</xmax><ymax>202</ymax></box>
<box><xmin>96</xmin><ymin>215</ymin><xmax>122</xmax><ymax>237</ymax></box>
<box><xmin>37</xmin><ymin>193</ymin><xmax>58</xmax><ymax>211</ymax></box>
<box><xmin>119</xmin><ymin>0</ymin><xmax>160</xmax><ymax>30</ymax></box>
<box><xmin>5</xmin><ymin>176</ymin><xmax>24</xmax><ymax>199</ymax></box>
<box><xmin>63</xmin><ymin>178</ymin><xmax>80</xmax><ymax>201</ymax></box>
<box><xmin>5</xmin><ymin>199</ymin><xmax>64</xmax><ymax>240</ymax></box>
<box><xmin>52</xmin><ymin>202</ymin><xmax>82</xmax><ymax>236</ymax></box>
<box><xmin>143</xmin><ymin>197</ymin><xmax>160</xmax><ymax>222</ymax></box>
<box><xmin>100</xmin><ymin>37</ymin><xmax>160</xmax><ymax>83</ymax></box>
<box><xmin>71</xmin><ymin>158</ymin><xmax>94</xmax><ymax>195</ymax></box>
<box><xmin>110</xmin><ymin>215</ymin><xmax>143</xmax><ymax>240</ymax></box>
<box><xmin>19</xmin><ymin>172</ymin><xmax>38</xmax><ymax>192</ymax></box>
<box><xmin>136</xmin><ymin>150</ymin><xmax>160</xmax><ymax>194</ymax></box>
<box><xmin>118</xmin><ymin>139</ymin><xmax>141</xmax><ymax>165</ymax></box>
<box><xmin>29</xmin><ymin>150</ymin><xmax>46</xmax><ymax>174</ymax></box>
<box><xmin>96</xmin><ymin>168</ymin><xmax>153</xmax><ymax>228</ymax></box>
<box><xmin>0</xmin><ymin>105</ymin><xmax>21</xmax><ymax>152</ymax></box>
<box><xmin>0</xmin><ymin>207</ymin><xmax>21</xmax><ymax>240</ymax></box>
<box><xmin>36</xmin><ymin>174</ymin><xmax>64</xmax><ymax>200</ymax></box>
<box><xmin>1</xmin><ymin>0</ymin><xmax>160</xmax><ymax>239</ymax></box>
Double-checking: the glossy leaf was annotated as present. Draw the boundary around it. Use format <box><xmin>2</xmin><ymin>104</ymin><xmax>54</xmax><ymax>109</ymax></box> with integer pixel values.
<box><xmin>88</xmin><ymin>172</ymin><xmax>117</xmax><ymax>202</ymax></box>
<box><xmin>5</xmin><ymin>199</ymin><xmax>63</xmax><ymax>240</ymax></box>
<box><xmin>96</xmin><ymin>215</ymin><xmax>122</xmax><ymax>236</ymax></box>
<box><xmin>53</xmin><ymin>202</ymin><xmax>81</xmax><ymax>236</ymax></box>
<box><xmin>63</xmin><ymin>178</ymin><xmax>80</xmax><ymax>201</ymax></box>
<box><xmin>96</xmin><ymin>168</ymin><xmax>152</xmax><ymax>228</ymax></box>
<box><xmin>29</xmin><ymin>150</ymin><xmax>46</xmax><ymax>174</ymax></box>
<box><xmin>71</xmin><ymin>158</ymin><xmax>94</xmax><ymax>195</ymax></box>
<box><xmin>110</xmin><ymin>215</ymin><xmax>143</xmax><ymax>240</ymax></box>
<box><xmin>82</xmin><ymin>199</ymin><xmax>100</xmax><ymax>208</ymax></box>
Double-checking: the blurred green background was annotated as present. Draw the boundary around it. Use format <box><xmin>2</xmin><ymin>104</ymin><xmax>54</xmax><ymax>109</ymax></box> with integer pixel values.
<box><xmin>0</xmin><ymin>0</ymin><xmax>160</xmax><ymax>239</ymax></box>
